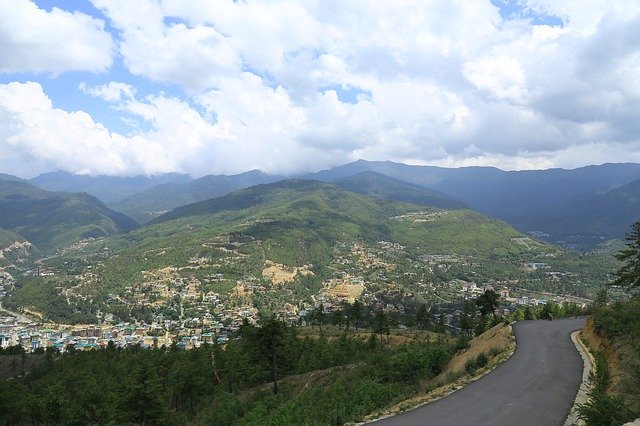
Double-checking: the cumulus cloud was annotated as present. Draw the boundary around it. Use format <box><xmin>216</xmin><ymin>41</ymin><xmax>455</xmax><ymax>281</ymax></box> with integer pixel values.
<box><xmin>79</xmin><ymin>81</ymin><xmax>136</xmax><ymax>102</ymax></box>
<box><xmin>0</xmin><ymin>82</ymin><xmax>175</xmax><ymax>175</ymax></box>
<box><xmin>0</xmin><ymin>0</ymin><xmax>113</xmax><ymax>74</ymax></box>
<box><xmin>1</xmin><ymin>0</ymin><xmax>639</xmax><ymax>176</ymax></box>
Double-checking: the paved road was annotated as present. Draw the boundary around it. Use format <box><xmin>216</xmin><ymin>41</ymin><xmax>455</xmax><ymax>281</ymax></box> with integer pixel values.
<box><xmin>373</xmin><ymin>318</ymin><xmax>585</xmax><ymax>426</ymax></box>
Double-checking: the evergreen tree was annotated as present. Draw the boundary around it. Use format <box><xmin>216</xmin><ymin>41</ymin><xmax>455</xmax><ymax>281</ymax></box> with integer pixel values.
<box><xmin>459</xmin><ymin>301</ymin><xmax>477</xmax><ymax>337</ymax></box>
<box><xmin>372</xmin><ymin>310</ymin><xmax>390</xmax><ymax>335</ymax></box>
<box><xmin>611</xmin><ymin>221</ymin><xmax>640</xmax><ymax>289</ymax></box>
<box><xmin>415</xmin><ymin>304</ymin><xmax>430</xmax><ymax>330</ymax></box>
<box><xmin>242</xmin><ymin>315</ymin><xmax>291</xmax><ymax>394</ymax></box>
<box><xmin>476</xmin><ymin>289</ymin><xmax>500</xmax><ymax>317</ymax></box>
<box><xmin>119</xmin><ymin>358</ymin><xmax>167</xmax><ymax>424</ymax></box>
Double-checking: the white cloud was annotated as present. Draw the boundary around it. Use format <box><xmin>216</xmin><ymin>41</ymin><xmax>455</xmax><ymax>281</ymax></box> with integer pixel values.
<box><xmin>79</xmin><ymin>81</ymin><xmax>136</xmax><ymax>102</ymax></box>
<box><xmin>2</xmin><ymin>0</ymin><xmax>640</xmax><ymax>176</ymax></box>
<box><xmin>0</xmin><ymin>0</ymin><xmax>113</xmax><ymax>74</ymax></box>
<box><xmin>0</xmin><ymin>82</ymin><xmax>175</xmax><ymax>176</ymax></box>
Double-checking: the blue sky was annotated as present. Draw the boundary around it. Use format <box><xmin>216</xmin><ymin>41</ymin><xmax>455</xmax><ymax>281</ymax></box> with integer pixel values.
<box><xmin>0</xmin><ymin>0</ymin><xmax>639</xmax><ymax>178</ymax></box>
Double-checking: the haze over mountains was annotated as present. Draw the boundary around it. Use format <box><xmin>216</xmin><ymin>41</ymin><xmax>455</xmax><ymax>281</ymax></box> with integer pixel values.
<box><xmin>2</xmin><ymin>160</ymin><xmax>640</xmax><ymax>251</ymax></box>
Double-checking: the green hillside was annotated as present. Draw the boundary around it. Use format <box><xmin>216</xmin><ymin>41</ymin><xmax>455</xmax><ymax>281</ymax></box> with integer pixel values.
<box><xmin>0</xmin><ymin>180</ymin><xmax>138</xmax><ymax>251</ymax></box>
<box><xmin>522</xmin><ymin>178</ymin><xmax>640</xmax><ymax>249</ymax></box>
<box><xmin>110</xmin><ymin>170</ymin><xmax>282</xmax><ymax>223</ymax></box>
<box><xmin>334</xmin><ymin>171</ymin><xmax>466</xmax><ymax>210</ymax></box>
<box><xmin>0</xmin><ymin>228</ymin><xmax>23</xmax><ymax>250</ymax></box>
<box><xmin>8</xmin><ymin>180</ymin><xmax>615</xmax><ymax>323</ymax></box>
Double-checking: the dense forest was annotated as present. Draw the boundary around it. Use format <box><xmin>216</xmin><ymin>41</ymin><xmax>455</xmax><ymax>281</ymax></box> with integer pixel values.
<box><xmin>0</xmin><ymin>317</ymin><xmax>455</xmax><ymax>425</ymax></box>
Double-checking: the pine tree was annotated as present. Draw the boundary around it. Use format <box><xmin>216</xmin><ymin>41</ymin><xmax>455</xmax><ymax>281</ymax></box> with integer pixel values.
<box><xmin>611</xmin><ymin>221</ymin><xmax>640</xmax><ymax>289</ymax></box>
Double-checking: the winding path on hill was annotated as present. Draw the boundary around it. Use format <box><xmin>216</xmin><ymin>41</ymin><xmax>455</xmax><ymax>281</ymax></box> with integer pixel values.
<box><xmin>372</xmin><ymin>318</ymin><xmax>585</xmax><ymax>426</ymax></box>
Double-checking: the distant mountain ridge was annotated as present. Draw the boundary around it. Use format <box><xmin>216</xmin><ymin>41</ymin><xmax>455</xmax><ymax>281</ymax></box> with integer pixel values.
<box><xmin>7</xmin><ymin>160</ymin><xmax>640</xmax><ymax>250</ymax></box>
<box><xmin>333</xmin><ymin>171</ymin><xmax>467</xmax><ymax>210</ymax></box>
<box><xmin>111</xmin><ymin>170</ymin><xmax>284</xmax><ymax>223</ymax></box>
<box><xmin>522</xmin><ymin>178</ymin><xmax>640</xmax><ymax>247</ymax></box>
<box><xmin>30</xmin><ymin>171</ymin><xmax>192</xmax><ymax>204</ymax></box>
<box><xmin>0</xmin><ymin>180</ymin><xmax>137</xmax><ymax>250</ymax></box>
<box><xmin>305</xmin><ymin>160</ymin><xmax>640</xmax><ymax>248</ymax></box>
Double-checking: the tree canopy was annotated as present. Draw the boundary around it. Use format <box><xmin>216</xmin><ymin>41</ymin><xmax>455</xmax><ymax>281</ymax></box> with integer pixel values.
<box><xmin>611</xmin><ymin>221</ymin><xmax>640</xmax><ymax>289</ymax></box>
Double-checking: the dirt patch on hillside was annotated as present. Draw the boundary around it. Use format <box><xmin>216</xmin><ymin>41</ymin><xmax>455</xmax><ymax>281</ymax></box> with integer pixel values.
<box><xmin>261</xmin><ymin>261</ymin><xmax>314</xmax><ymax>285</ymax></box>
<box><xmin>446</xmin><ymin>322</ymin><xmax>513</xmax><ymax>373</ymax></box>
<box><xmin>324</xmin><ymin>283</ymin><xmax>365</xmax><ymax>303</ymax></box>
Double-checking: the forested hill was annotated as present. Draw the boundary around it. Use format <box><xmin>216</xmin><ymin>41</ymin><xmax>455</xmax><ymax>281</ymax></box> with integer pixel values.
<box><xmin>0</xmin><ymin>180</ymin><xmax>137</xmax><ymax>250</ymax></box>
<box><xmin>111</xmin><ymin>170</ymin><xmax>282</xmax><ymax>223</ymax></box>
<box><xmin>0</xmin><ymin>228</ymin><xmax>24</xmax><ymax>249</ymax></box>
<box><xmin>521</xmin><ymin>178</ymin><xmax>640</xmax><ymax>247</ymax></box>
<box><xmin>30</xmin><ymin>171</ymin><xmax>191</xmax><ymax>204</ymax></box>
<box><xmin>305</xmin><ymin>160</ymin><xmax>640</xmax><ymax>248</ymax></box>
<box><xmin>334</xmin><ymin>171</ymin><xmax>467</xmax><ymax>210</ymax></box>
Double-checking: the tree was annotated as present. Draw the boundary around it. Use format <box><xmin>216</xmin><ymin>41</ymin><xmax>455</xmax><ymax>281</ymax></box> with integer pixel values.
<box><xmin>242</xmin><ymin>315</ymin><xmax>291</xmax><ymax>394</ymax></box>
<box><xmin>523</xmin><ymin>305</ymin><xmax>535</xmax><ymax>320</ymax></box>
<box><xmin>349</xmin><ymin>300</ymin><xmax>364</xmax><ymax>329</ymax></box>
<box><xmin>119</xmin><ymin>358</ymin><xmax>167</xmax><ymax>423</ymax></box>
<box><xmin>435</xmin><ymin>313</ymin><xmax>447</xmax><ymax>334</ymax></box>
<box><xmin>372</xmin><ymin>310</ymin><xmax>390</xmax><ymax>336</ymax></box>
<box><xmin>309</xmin><ymin>304</ymin><xmax>326</xmax><ymax>331</ymax></box>
<box><xmin>611</xmin><ymin>221</ymin><xmax>640</xmax><ymax>289</ymax></box>
<box><xmin>414</xmin><ymin>304</ymin><xmax>430</xmax><ymax>330</ymax></box>
<box><xmin>476</xmin><ymin>290</ymin><xmax>500</xmax><ymax>317</ymax></box>
<box><xmin>459</xmin><ymin>301</ymin><xmax>477</xmax><ymax>337</ymax></box>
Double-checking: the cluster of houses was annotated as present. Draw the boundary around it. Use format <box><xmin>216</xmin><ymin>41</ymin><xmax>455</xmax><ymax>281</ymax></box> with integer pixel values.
<box><xmin>0</xmin><ymin>315</ymin><xmax>244</xmax><ymax>353</ymax></box>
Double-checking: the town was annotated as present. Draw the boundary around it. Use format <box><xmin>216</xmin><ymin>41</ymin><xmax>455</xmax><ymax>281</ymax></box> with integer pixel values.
<box><xmin>0</xmin><ymin>237</ymin><xmax>592</xmax><ymax>354</ymax></box>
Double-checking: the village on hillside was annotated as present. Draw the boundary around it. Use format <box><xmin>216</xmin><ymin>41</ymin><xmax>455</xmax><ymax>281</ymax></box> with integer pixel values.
<box><xmin>1</xmin><ymin>236</ymin><xmax>592</xmax><ymax>354</ymax></box>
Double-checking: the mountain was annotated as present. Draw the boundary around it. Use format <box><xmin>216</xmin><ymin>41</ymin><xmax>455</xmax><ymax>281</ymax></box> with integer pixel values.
<box><xmin>0</xmin><ymin>173</ymin><xmax>24</xmax><ymax>182</ymax></box>
<box><xmin>0</xmin><ymin>227</ymin><xmax>24</xmax><ymax>250</ymax></box>
<box><xmin>110</xmin><ymin>170</ymin><xmax>283</xmax><ymax>223</ymax></box>
<box><xmin>30</xmin><ymin>171</ymin><xmax>191</xmax><ymax>204</ymax></box>
<box><xmin>18</xmin><ymin>178</ymin><xmax>614</xmax><ymax>324</ymax></box>
<box><xmin>0</xmin><ymin>180</ymin><xmax>137</xmax><ymax>250</ymax></box>
<box><xmin>306</xmin><ymin>160</ymin><xmax>640</xmax><ymax>246</ymax></box>
<box><xmin>333</xmin><ymin>171</ymin><xmax>467</xmax><ymax>210</ymax></box>
<box><xmin>523</xmin><ymin>178</ymin><xmax>640</xmax><ymax>248</ymax></box>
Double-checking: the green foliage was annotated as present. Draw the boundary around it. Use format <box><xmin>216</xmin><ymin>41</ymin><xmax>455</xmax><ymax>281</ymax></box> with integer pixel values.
<box><xmin>0</xmin><ymin>325</ymin><xmax>455</xmax><ymax>425</ymax></box>
<box><xmin>0</xmin><ymin>180</ymin><xmax>137</xmax><ymax>250</ymax></box>
<box><xmin>476</xmin><ymin>290</ymin><xmax>500</xmax><ymax>316</ymax></box>
<box><xmin>577</xmin><ymin>393</ymin><xmax>635</xmax><ymax>426</ymax></box>
<box><xmin>611</xmin><ymin>221</ymin><xmax>640</xmax><ymax>289</ymax></box>
<box><xmin>464</xmin><ymin>352</ymin><xmax>490</xmax><ymax>376</ymax></box>
<box><xmin>578</xmin><ymin>351</ymin><xmax>635</xmax><ymax>426</ymax></box>
<box><xmin>588</xmin><ymin>299</ymin><xmax>640</xmax><ymax>417</ymax></box>
<box><xmin>4</xmin><ymin>277</ymin><xmax>96</xmax><ymax>324</ymax></box>
<box><xmin>464</xmin><ymin>358</ymin><xmax>477</xmax><ymax>375</ymax></box>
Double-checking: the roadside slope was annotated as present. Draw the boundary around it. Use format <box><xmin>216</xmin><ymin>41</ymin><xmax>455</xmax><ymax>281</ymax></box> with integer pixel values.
<box><xmin>372</xmin><ymin>318</ymin><xmax>585</xmax><ymax>426</ymax></box>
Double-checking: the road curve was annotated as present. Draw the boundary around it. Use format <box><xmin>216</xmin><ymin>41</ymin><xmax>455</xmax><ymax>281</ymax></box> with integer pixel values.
<box><xmin>372</xmin><ymin>318</ymin><xmax>585</xmax><ymax>426</ymax></box>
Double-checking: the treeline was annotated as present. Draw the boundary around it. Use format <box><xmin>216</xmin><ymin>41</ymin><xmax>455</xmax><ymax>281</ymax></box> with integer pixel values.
<box><xmin>0</xmin><ymin>317</ymin><xmax>454</xmax><ymax>425</ymax></box>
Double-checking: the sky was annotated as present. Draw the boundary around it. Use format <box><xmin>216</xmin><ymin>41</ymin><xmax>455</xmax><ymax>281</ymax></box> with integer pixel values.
<box><xmin>0</xmin><ymin>0</ymin><xmax>639</xmax><ymax>178</ymax></box>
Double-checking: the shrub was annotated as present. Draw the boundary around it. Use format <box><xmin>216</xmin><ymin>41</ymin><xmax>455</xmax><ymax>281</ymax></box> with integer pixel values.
<box><xmin>475</xmin><ymin>352</ymin><xmax>488</xmax><ymax>368</ymax></box>
<box><xmin>464</xmin><ymin>358</ymin><xmax>477</xmax><ymax>375</ymax></box>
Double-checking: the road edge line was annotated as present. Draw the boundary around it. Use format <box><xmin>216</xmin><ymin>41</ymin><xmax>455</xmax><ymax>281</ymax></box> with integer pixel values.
<box><xmin>564</xmin><ymin>330</ymin><xmax>594</xmax><ymax>426</ymax></box>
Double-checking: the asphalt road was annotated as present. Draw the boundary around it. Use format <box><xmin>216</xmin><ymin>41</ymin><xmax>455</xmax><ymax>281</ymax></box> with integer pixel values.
<box><xmin>372</xmin><ymin>318</ymin><xmax>585</xmax><ymax>426</ymax></box>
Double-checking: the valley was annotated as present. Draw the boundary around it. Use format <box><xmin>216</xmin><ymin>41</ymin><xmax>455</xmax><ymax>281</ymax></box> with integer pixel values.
<box><xmin>0</xmin><ymin>179</ymin><xmax>614</xmax><ymax>345</ymax></box>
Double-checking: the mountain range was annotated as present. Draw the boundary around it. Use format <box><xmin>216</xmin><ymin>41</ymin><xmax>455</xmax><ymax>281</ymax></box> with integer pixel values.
<box><xmin>3</xmin><ymin>160</ymin><xmax>640</xmax><ymax>251</ymax></box>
